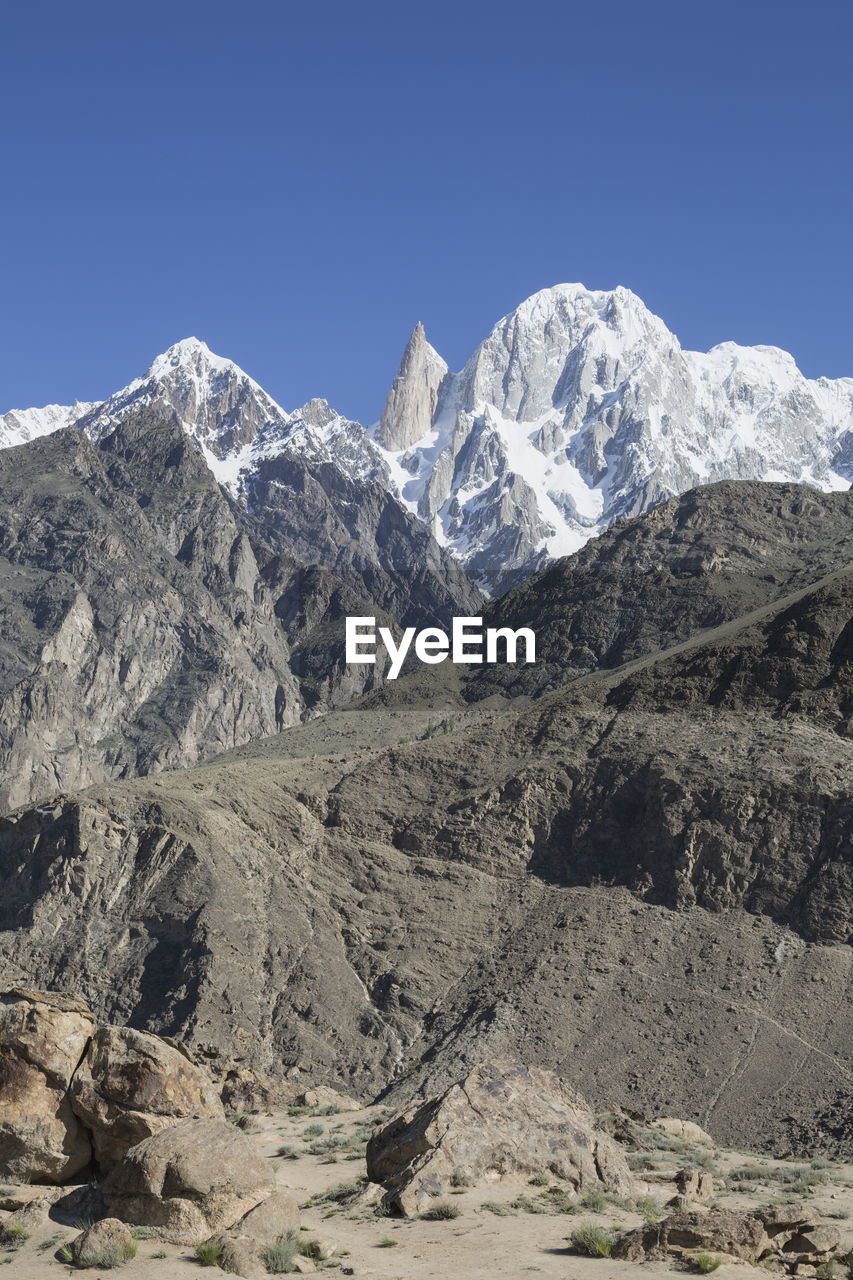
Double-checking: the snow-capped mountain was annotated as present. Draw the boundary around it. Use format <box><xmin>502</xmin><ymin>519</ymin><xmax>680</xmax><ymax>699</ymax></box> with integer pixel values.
<box><xmin>4</xmin><ymin>286</ymin><xmax>853</xmax><ymax>593</ymax></box>
<box><xmin>9</xmin><ymin>336</ymin><xmax>478</xmax><ymax>626</ymax></box>
<box><xmin>373</xmin><ymin>285</ymin><xmax>853</xmax><ymax>585</ymax></box>
<box><xmin>0</xmin><ymin>400</ymin><xmax>97</xmax><ymax>449</ymax></box>
<box><xmin>75</xmin><ymin>336</ymin><xmax>385</xmax><ymax>494</ymax></box>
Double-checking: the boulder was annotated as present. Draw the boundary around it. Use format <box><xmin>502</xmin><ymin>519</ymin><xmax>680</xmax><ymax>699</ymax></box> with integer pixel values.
<box><xmin>755</xmin><ymin>1206</ymin><xmax>839</xmax><ymax>1265</ymax></box>
<box><xmin>70</xmin><ymin>1217</ymin><xmax>135</xmax><ymax>1267</ymax></box>
<box><xmin>101</xmin><ymin>1117</ymin><xmax>274</xmax><ymax>1244</ymax></box>
<box><xmin>672</xmin><ymin>1164</ymin><xmax>714</xmax><ymax>1203</ymax></box>
<box><xmin>216</xmin><ymin>1235</ymin><xmax>265</xmax><ymax>1278</ymax></box>
<box><xmin>70</xmin><ymin>1025</ymin><xmax>224</xmax><ymax>1170</ymax></box>
<box><xmin>0</xmin><ymin>988</ymin><xmax>95</xmax><ymax>1182</ymax></box>
<box><xmin>232</xmin><ymin>1190</ymin><xmax>300</xmax><ymax>1240</ymax></box>
<box><xmin>299</xmin><ymin>1085</ymin><xmax>359</xmax><ymax>1113</ymax></box>
<box><xmin>366</xmin><ymin>1058</ymin><xmax>633</xmax><ymax>1215</ymax></box>
<box><xmin>212</xmin><ymin>1194</ymin><xmax>301</xmax><ymax>1278</ymax></box>
<box><xmin>220</xmin><ymin>1067</ymin><xmax>300</xmax><ymax>1114</ymax></box>
<box><xmin>652</xmin><ymin>1117</ymin><xmax>715</xmax><ymax>1145</ymax></box>
<box><xmin>613</xmin><ymin>1209</ymin><xmax>771</xmax><ymax>1263</ymax></box>
<box><xmin>613</xmin><ymin>1205</ymin><xmax>839</xmax><ymax>1266</ymax></box>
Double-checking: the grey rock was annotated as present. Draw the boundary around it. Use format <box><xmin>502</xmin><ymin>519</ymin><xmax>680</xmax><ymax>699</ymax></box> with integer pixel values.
<box><xmin>70</xmin><ymin>1217</ymin><xmax>135</xmax><ymax>1267</ymax></box>
<box><xmin>69</xmin><ymin>1024</ymin><xmax>224</xmax><ymax>1171</ymax></box>
<box><xmin>101</xmin><ymin>1117</ymin><xmax>273</xmax><ymax>1244</ymax></box>
<box><xmin>366</xmin><ymin>1059</ymin><xmax>632</xmax><ymax>1214</ymax></box>
<box><xmin>0</xmin><ymin>989</ymin><xmax>95</xmax><ymax>1183</ymax></box>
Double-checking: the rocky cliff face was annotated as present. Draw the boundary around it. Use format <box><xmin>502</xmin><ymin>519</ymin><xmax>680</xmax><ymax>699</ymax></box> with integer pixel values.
<box><xmin>0</xmin><ymin>358</ymin><xmax>481</xmax><ymax>811</ymax></box>
<box><xmin>4</xmin><ymin>481</ymin><xmax>853</xmax><ymax>1155</ymax></box>
<box><xmin>0</xmin><ymin>415</ymin><xmax>303</xmax><ymax>811</ymax></box>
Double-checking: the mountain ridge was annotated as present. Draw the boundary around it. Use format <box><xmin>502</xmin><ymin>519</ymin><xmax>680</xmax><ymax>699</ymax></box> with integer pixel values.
<box><xmin>4</xmin><ymin>286</ymin><xmax>853</xmax><ymax>589</ymax></box>
<box><xmin>5</xmin><ymin>478</ymin><xmax>853</xmax><ymax>1152</ymax></box>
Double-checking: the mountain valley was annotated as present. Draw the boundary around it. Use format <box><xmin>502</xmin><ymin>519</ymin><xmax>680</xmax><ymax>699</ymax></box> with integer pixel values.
<box><xmin>2</xmin><ymin>287</ymin><xmax>853</xmax><ymax>1188</ymax></box>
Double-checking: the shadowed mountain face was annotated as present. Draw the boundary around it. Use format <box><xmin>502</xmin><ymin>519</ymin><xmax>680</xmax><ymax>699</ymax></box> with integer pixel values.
<box><xmin>3</xmin><ymin>480</ymin><xmax>853</xmax><ymax>1155</ymax></box>
<box><xmin>0</xmin><ymin>408</ymin><xmax>477</xmax><ymax>811</ymax></box>
<box><xmin>467</xmin><ymin>480</ymin><xmax>853</xmax><ymax>700</ymax></box>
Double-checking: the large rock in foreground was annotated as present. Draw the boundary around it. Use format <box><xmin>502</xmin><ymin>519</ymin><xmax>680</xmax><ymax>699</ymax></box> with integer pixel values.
<box><xmin>101</xmin><ymin>1117</ymin><xmax>274</xmax><ymax>1244</ymax></box>
<box><xmin>69</xmin><ymin>1025</ymin><xmax>224</xmax><ymax>1170</ymax></box>
<box><xmin>613</xmin><ymin>1205</ymin><xmax>840</xmax><ymax>1267</ymax></box>
<box><xmin>367</xmin><ymin>1058</ymin><xmax>632</xmax><ymax>1215</ymax></box>
<box><xmin>0</xmin><ymin>989</ymin><xmax>95</xmax><ymax>1182</ymax></box>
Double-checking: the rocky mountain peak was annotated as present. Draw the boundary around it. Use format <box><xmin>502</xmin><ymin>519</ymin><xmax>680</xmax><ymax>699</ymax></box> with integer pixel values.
<box><xmin>377</xmin><ymin>320</ymin><xmax>449</xmax><ymax>451</ymax></box>
<box><xmin>370</xmin><ymin>283</ymin><xmax>853</xmax><ymax>589</ymax></box>
<box><xmin>144</xmin><ymin>336</ymin><xmax>227</xmax><ymax>379</ymax></box>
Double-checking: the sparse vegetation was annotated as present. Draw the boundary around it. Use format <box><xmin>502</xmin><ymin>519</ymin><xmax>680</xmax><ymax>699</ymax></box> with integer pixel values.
<box><xmin>728</xmin><ymin>1163</ymin><xmax>827</xmax><ymax>1190</ymax></box>
<box><xmin>378</xmin><ymin>1235</ymin><xmax>398</xmax><ymax>1247</ymax></box>
<box><xmin>422</xmin><ymin>1201</ymin><xmax>461</xmax><ymax>1220</ymax></box>
<box><xmin>276</xmin><ymin>1143</ymin><xmax>299</xmax><ymax>1158</ymax></box>
<box><xmin>317</xmin><ymin>1177</ymin><xmax>366</xmax><ymax>1205</ymax></box>
<box><xmin>74</xmin><ymin>1239</ymin><xmax>139</xmax><ymax>1269</ymax></box>
<box><xmin>482</xmin><ymin>1200</ymin><xmax>514</xmax><ymax>1216</ymax></box>
<box><xmin>571</xmin><ymin>1222</ymin><xmax>616</xmax><ymax>1257</ymax></box>
<box><xmin>635</xmin><ymin>1195</ymin><xmax>663</xmax><ymax>1222</ymax></box>
<box><xmin>696</xmin><ymin>1253</ymin><xmax>723</xmax><ymax>1273</ymax></box>
<box><xmin>510</xmin><ymin>1193</ymin><xmax>551</xmax><ymax>1214</ymax></box>
<box><xmin>0</xmin><ymin>1222</ymin><xmax>28</xmax><ymax>1249</ymax></box>
<box><xmin>195</xmin><ymin>1238</ymin><xmax>223</xmax><ymax>1266</ymax></box>
<box><xmin>263</xmin><ymin>1235</ymin><xmax>299</xmax><ymax>1272</ymax></box>
<box><xmin>529</xmin><ymin>1172</ymin><xmax>550</xmax><ymax>1186</ymax></box>
<box><xmin>580</xmin><ymin>1189</ymin><xmax>608</xmax><ymax>1211</ymax></box>
<box><xmin>227</xmin><ymin>1111</ymin><xmax>253</xmax><ymax>1130</ymax></box>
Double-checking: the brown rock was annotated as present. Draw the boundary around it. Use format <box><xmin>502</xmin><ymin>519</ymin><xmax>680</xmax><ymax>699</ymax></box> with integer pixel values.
<box><xmin>220</xmin><ymin>1068</ymin><xmax>300</xmax><ymax>1115</ymax></box>
<box><xmin>0</xmin><ymin>988</ymin><xmax>95</xmax><ymax>1183</ymax></box>
<box><xmin>211</xmin><ymin>1190</ymin><xmax>301</xmax><ymax>1276</ymax></box>
<box><xmin>232</xmin><ymin>1189</ymin><xmax>300</xmax><ymax>1240</ymax></box>
<box><xmin>652</xmin><ymin>1117</ymin><xmax>715</xmax><ymax>1145</ymax></box>
<box><xmin>71</xmin><ymin>1217</ymin><xmax>135</xmax><ymax>1266</ymax></box>
<box><xmin>366</xmin><ymin>1058</ymin><xmax>632</xmax><ymax>1216</ymax></box>
<box><xmin>299</xmin><ymin>1085</ymin><xmax>359</xmax><ymax>1113</ymax></box>
<box><xmin>215</xmin><ymin>1235</ymin><xmax>266</xmax><ymax>1279</ymax></box>
<box><xmin>15</xmin><ymin>1196</ymin><xmax>56</xmax><ymax>1229</ymax></box>
<box><xmin>613</xmin><ymin>1209</ymin><xmax>770</xmax><ymax>1262</ymax></box>
<box><xmin>70</xmin><ymin>1025</ymin><xmax>224</xmax><ymax>1170</ymax></box>
<box><xmin>673</xmin><ymin>1165</ymin><xmax>714</xmax><ymax>1203</ymax></box>
<box><xmin>0</xmin><ymin>1184</ymin><xmax>66</xmax><ymax>1212</ymax></box>
<box><xmin>614</xmin><ymin>1205</ymin><xmax>840</xmax><ymax>1266</ymax></box>
<box><xmin>101</xmin><ymin>1117</ymin><xmax>274</xmax><ymax>1244</ymax></box>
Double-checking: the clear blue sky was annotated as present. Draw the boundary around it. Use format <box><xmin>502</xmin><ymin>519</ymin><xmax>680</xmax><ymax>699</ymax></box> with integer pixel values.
<box><xmin>2</xmin><ymin>0</ymin><xmax>851</xmax><ymax>422</ymax></box>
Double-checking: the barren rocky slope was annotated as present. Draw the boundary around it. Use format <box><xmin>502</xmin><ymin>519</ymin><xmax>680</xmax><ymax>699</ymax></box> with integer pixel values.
<box><xmin>469</xmin><ymin>480</ymin><xmax>853</xmax><ymax>699</ymax></box>
<box><xmin>3</xmin><ymin>481</ymin><xmax>853</xmax><ymax>1155</ymax></box>
<box><xmin>0</xmin><ymin>407</ymin><xmax>476</xmax><ymax>812</ymax></box>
